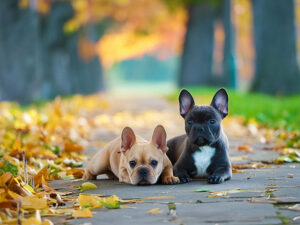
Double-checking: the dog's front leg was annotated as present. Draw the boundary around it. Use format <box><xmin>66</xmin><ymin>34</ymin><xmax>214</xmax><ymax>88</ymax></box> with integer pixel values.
<box><xmin>161</xmin><ymin>164</ymin><xmax>180</xmax><ymax>185</ymax></box>
<box><xmin>207</xmin><ymin>166</ymin><xmax>232</xmax><ymax>184</ymax></box>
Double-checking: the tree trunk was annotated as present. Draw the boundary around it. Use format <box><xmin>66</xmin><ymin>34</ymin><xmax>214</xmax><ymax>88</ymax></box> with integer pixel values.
<box><xmin>251</xmin><ymin>0</ymin><xmax>300</xmax><ymax>95</ymax></box>
<box><xmin>0</xmin><ymin>0</ymin><xmax>103</xmax><ymax>104</ymax></box>
<box><xmin>0</xmin><ymin>0</ymin><xmax>42</xmax><ymax>103</ymax></box>
<box><xmin>221</xmin><ymin>0</ymin><xmax>237</xmax><ymax>88</ymax></box>
<box><xmin>178</xmin><ymin>2</ymin><xmax>218</xmax><ymax>87</ymax></box>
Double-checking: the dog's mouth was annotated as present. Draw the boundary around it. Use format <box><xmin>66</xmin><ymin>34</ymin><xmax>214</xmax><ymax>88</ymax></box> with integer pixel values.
<box><xmin>193</xmin><ymin>136</ymin><xmax>211</xmax><ymax>146</ymax></box>
<box><xmin>137</xmin><ymin>179</ymin><xmax>151</xmax><ymax>185</ymax></box>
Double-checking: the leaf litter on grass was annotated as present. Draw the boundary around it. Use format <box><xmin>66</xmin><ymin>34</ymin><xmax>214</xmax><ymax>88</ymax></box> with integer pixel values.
<box><xmin>0</xmin><ymin>95</ymin><xmax>127</xmax><ymax>223</ymax></box>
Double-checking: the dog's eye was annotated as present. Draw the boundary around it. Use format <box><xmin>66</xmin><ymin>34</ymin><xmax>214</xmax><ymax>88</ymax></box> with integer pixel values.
<box><xmin>129</xmin><ymin>160</ymin><xmax>136</xmax><ymax>168</ymax></box>
<box><xmin>187</xmin><ymin>120</ymin><xmax>193</xmax><ymax>125</ymax></box>
<box><xmin>209</xmin><ymin>119</ymin><xmax>216</xmax><ymax>124</ymax></box>
<box><xmin>150</xmin><ymin>160</ymin><xmax>158</xmax><ymax>167</ymax></box>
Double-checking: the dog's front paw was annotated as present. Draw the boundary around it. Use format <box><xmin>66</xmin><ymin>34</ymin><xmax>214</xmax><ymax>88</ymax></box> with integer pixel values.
<box><xmin>178</xmin><ymin>175</ymin><xmax>191</xmax><ymax>183</ymax></box>
<box><xmin>162</xmin><ymin>176</ymin><xmax>180</xmax><ymax>185</ymax></box>
<box><xmin>83</xmin><ymin>171</ymin><xmax>96</xmax><ymax>180</ymax></box>
<box><xmin>208</xmin><ymin>175</ymin><xmax>224</xmax><ymax>184</ymax></box>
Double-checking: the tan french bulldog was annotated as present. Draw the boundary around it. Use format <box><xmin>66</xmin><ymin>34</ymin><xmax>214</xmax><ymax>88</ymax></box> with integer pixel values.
<box><xmin>83</xmin><ymin>125</ymin><xmax>179</xmax><ymax>185</ymax></box>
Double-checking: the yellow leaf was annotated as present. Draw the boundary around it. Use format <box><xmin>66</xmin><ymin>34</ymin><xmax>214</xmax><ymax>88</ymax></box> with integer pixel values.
<box><xmin>147</xmin><ymin>208</ymin><xmax>161</xmax><ymax>214</ymax></box>
<box><xmin>7</xmin><ymin>189</ymin><xmax>24</xmax><ymax>200</ymax></box>
<box><xmin>100</xmin><ymin>195</ymin><xmax>120</xmax><ymax>209</ymax></box>
<box><xmin>23</xmin><ymin>217</ymin><xmax>42</xmax><ymax>225</ymax></box>
<box><xmin>208</xmin><ymin>189</ymin><xmax>265</xmax><ymax>197</ymax></box>
<box><xmin>72</xmin><ymin>208</ymin><xmax>93</xmax><ymax>218</ymax></box>
<box><xmin>78</xmin><ymin>194</ymin><xmax>102</xmax><ymax>208</ymax></box>
<box><xmin>23</xmin><ymin>184</ymin><xmax>36</xmax><ymax>194</ymax></box>
<box><xmin>41</xmin><ymin>219</ymin><xmax>54</xmax><ymax>225</ymax></box>
<box><xmin>80</xmin><ymin>182</ymin><xmax>97</xmax><ymax>192</ymax></box>
<box><xmin>21</xmin><ymin>196</ymin><xmax>48</xmax><ymax>209</ymax></box>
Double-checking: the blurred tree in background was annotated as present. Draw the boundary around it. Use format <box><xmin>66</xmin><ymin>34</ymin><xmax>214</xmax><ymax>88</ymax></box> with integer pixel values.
<box><xmin>251</xmin><ymin>0</ymin><xmax>300</xmax><ymax>95</ymax></box>
<box><xmin>0</xmin><ymin>0</ymin><xmax>103</xmax><ymax>104</ymax></box>
<box><xmin>178</xmin><ymin>0</ymin><xmax>237</xmax><ymax>88</ymax></box>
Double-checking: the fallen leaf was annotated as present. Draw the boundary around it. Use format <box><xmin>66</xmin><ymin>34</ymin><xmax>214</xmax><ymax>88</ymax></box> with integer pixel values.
<box><xmin>237</xmin><ymin>145</ymin><xmax>252</xmax><ymax>153</ymax></box>
<box><xmin>100</xmin><ymin>195</ymin><xmax>120</xmax><ymax>209</ymax></box>
<box><xmin>80</xmin><ymin>182</ymin><xmax>97</xmax><ymax>192</ymax></box>
<box><xmin>195</xmin><ymin>188</ymin><xmax>211</xmax><ymax>192</ymax></box>
<box><xmin>275</xmin><ymin>155</ymin><xmax>300</xmax><ymax>163</ymax></box>
<box><xmin>64</xmin><ymin>141</ymin><xmax>83</xmax><ymax>153</ymax></box>
<box><xmin>208</xmin><ymin>189</ymin><xmax>265</xmax><ymax>197</ymax></box>
<box><xmin>72</xmin><ymin>208</ymin><xmax>93</xmax><ymax>218</ymax></box>
<box><xmin>232</xmin><ymin>162</ymin><xmax>272</xmax><ymax>169</ymax></box>
<box><xmin>41</xmin><ymin>219</ymin><xmax>54</xmax><ymax>225</ymax></box>
<box><xmin>232</xmin><ymin>168</ymin><xmax>243</xmax><ymax>173</ymax></box>
<box><xmin>21</xmin><ymin>196</ymin><xmax>48</xmax><ymax>210</ymax></box>
<box><xmin>0</xmin><ymin>172</ymin><xmax>13</xmax><ymax>186</ymax></box>
<box><xmin>66</xmin><ymin>168</ymin><xmax>85</xmax><ymax>178</ymax></box>
<box><xmin>78</xmin><ymin>194</ymin><xmax>102</xmax><ymax>208</ymax></box>
<box><xmin>285</xmin><ymin>204</ymin><xmax>300</xmax><ymax>212</ymax></box>
<box><xmin>147</xmin><ymin>208</ymin><xmax>162</xmax><ymax>214</ymax></box>
<box><xmin>23</xmin><ymin>217</ymin><xmax>42</xmax><ymax>225</ymax></box>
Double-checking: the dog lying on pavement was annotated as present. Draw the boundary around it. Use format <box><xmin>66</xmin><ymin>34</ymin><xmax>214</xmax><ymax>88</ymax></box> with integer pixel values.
<box><xmin>84</xmin><ymin>125</ymin><xmax>180</xmax><ymax>185</ymax></box>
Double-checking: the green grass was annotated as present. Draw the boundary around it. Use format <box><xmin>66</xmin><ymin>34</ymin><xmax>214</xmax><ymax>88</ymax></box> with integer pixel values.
<box><xmin>168</xmin><ymin>87</ymin><xmax>300</xmax><ymax>131</ymax></box>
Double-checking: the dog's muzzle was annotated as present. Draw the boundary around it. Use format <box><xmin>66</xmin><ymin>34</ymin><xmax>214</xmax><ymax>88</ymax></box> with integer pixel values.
<box><xmin>137</xmin><ymin>167</ymin><xmax>151</xmax><ymax>185</ymax></box>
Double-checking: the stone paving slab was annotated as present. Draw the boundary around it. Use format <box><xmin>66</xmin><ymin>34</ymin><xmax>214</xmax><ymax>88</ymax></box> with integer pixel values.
<box><xmin>50</xmin><ymin>164</ymin><xmax>300</xmax><ymax>225</ymax></box>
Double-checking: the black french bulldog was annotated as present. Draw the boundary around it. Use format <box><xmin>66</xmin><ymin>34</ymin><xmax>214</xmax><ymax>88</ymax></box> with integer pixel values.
<box><xmin>167</xmin><ymin>88</ymin><xmax>232</xmax><ymax>184</ymax></box>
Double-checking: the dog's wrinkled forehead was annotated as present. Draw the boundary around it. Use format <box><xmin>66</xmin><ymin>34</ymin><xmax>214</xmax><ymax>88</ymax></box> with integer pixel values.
<box><xmin>186</xmin><ymin>105</ymin><xmax>221</xmax><ymax>122</ymax></box>
<box><xmin>126</xmin><ymin>143</ymin><xmax>162</xmax><ymax>161</ymax></box>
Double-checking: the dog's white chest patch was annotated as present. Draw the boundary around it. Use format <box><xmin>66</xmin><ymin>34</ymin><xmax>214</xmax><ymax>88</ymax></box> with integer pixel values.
<box><xmin>192</xmin><ymin>146</ymin><xmax>216</xmax><ymax>177</ymax></box>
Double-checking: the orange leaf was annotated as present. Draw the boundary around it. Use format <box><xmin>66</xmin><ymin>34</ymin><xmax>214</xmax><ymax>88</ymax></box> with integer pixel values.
<box><xmin>0</xmin><ymin>200</ymin><xmax>19</xmax><ymax>210</ymax></box>
<box><xmin>0</xmin><ymin>172</ymin><xmax>13</xmax><ymax>187</ymax></box>
<box><xmin>66</xmin><ymin>168</ymin><xmax>85</xmax><ymax>178</ymax></box>
<box><xmin>237</xmin><ymin>145</ymin><xmax>252</xmax><ymax>153</ymax></box>
<box><xmin>64</xmin><ymin>141</ymin><xmax>83</xmax><ymax>153</ymax></box>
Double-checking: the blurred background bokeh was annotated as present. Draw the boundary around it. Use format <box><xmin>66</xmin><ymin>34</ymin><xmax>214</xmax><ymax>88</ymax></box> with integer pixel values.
<box><xmin>1</xmin><ymin>0</ymin><xmax>300</xmax><ymax>104</ymax></box>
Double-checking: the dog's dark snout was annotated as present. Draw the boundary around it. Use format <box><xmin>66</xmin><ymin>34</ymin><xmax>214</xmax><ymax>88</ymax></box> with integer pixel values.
<box><xmin>197</xmin><ymin>126</ymin><xmax>205</xmax><ymax>132</ymax></box>
<box><xmin>138</xmin><ymin>167</ymin><xmax>149</xmax><ymax>178</ymax></box>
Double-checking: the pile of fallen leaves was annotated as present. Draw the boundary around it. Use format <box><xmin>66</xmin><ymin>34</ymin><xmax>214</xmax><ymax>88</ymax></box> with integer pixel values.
<box><xmin>0</xmin><ymin>95</ymin><xmax>126</xmax><ymax>224</ymax></box>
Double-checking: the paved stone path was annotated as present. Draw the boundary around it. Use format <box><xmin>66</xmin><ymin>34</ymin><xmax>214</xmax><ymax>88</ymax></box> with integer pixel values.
<box><xmin>50</xmin><ymin>94</ymin><xmax>300</xmax><ymax>225</ymax></box>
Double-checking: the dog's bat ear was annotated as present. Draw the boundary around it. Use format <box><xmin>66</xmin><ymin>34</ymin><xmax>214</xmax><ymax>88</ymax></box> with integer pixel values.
<box><xmin>151</xmin><ymin>125</ymin><xmax>168</xmax><ymax>153</ymax></box>
<box><xmin>211</xmin><ymin>88</ymin><xmax>228</xmax><ymax>119</ymax></box>
<box><xmin>121</xmin><ymin>127</ymin><xmax>136</xmax><ymax>152</ymax></box>
<box><xmin>179</xmin><ymin>89</ymin><xmax>195</xmax><ymax>118</ymax></box>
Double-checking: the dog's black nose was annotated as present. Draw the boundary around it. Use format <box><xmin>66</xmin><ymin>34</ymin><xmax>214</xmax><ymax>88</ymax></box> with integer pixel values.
<box><xmin>138</xmin><ymin>167</ymin><xmax>149</xmax><ymax>178</ymax></box>
<box><xmin>197</xmin><ymin>126</ymin><xmax>205</xmax><ymax>132</ymax></box>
